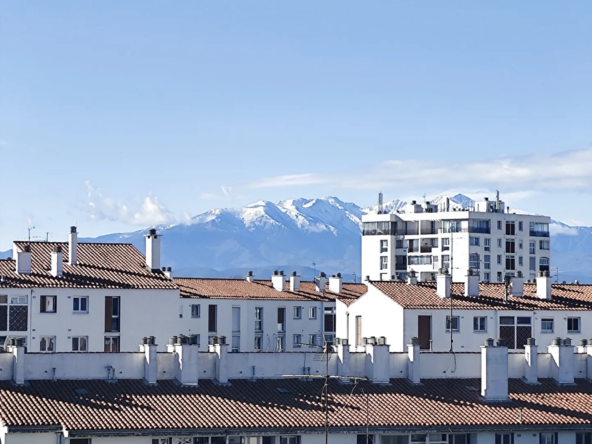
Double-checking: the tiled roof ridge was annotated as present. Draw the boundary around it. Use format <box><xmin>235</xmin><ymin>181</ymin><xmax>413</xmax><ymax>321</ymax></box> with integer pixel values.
<box><xmin>13</xmin><ymin>240</ymin><xmax>135</xmax><ymax>247</ymax></box>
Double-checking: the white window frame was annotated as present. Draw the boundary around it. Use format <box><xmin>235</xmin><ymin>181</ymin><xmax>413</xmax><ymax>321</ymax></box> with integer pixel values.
<box><xmin>72</xmin><ymin>336</ymin><xmax>88</xmax><ymax>352</ymax></box>
<box><xmin>10</xmin><ymin>295</ymin><xmax>28</xmax><ymax>304</ymax></box>
<box><xmin>39</xmin><ymin>336</ymin><xmax>56</xmax><ymax>352</ymax></box>
<box><xmin>293</xmin><ymin>306</ymin><xmax>302</xmax><ymax>319</ymax></box>
<box><xmin>309</xmin><ymin>306</ymin><xmax>317</xmax><ymax>320</ymax></box>
<box><xmin>191</xmin><ymin>304</ymin><xmax>200</xmax><ymax>318</ymax></box>
<box><xmin>445</xmin><ymin>315</ymin><xmax>460</xmax><ymax>332</ymax></box>
<box><xmin>567</xmin><ymin>317</ymin><xmax>581</xmax><ymax>333</ymax></box>
<box><xmin>255</xmin><ymin>307</ymin><xmax>263</xmax><ymax>332</ymax></box>
<box><xmin>380</xmin><ymin>256</ymin><xmax>388</xmax><ymax>270</ymax></box>
<box><xmin>380</xmin><ymin>239</ymin><xmax>388</xmax><ymax>253</ymax></box>
<box><xmin>473</xmin><ymin>316</ymin><xmax>487</xmax><ymax>332</ymax></box>
<box><xmin>72</xmin><ymin>296</ymin><xmax>89</xmax><ymax>313</ymax></box>
<box><xmin>484</xmin><ymin>238</ymin><xmax>491</xmax><ymax>251</ymax></box>
<box><xmin>469</xmin><ymin>236</ymin><xmax>480</xmax><ymax>246</ymax></box>
<box><xmin>541</xmin><ymin>318</ymin><xmax>554</xmax><ymax>333</ymax></box>
<box><xmin>293</xmin><ymin>334</ymin><xmax>302</xmax><ymax>348</ymax></box>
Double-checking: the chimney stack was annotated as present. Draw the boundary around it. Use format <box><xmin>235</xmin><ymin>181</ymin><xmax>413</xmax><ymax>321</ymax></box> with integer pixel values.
<box><xmin>548</xmin><ymin>337</ymin><xmax>574</xmax><ymax>385</ymax></box>
<box><xmin>464</xmin><ymin>269</ymin><xmax>479</xmax><ymax>297</ymax></box>
<box><xmin>337</xmin><ymin>339</ymin><xmax>350</xmax><ymax>377</ymax></box>
<box><xmin>511</xmin><ymin>271</ymin><xmax>524</xmax><ymax>297</ymax></box>
<box><xmin>406</xmin><ymin>269</ymin><xmax>418</xmax><ymax>286</ymax></box>
<box><xmin>481</xmin><ymin>338</ymin><xmax>509</xmax><ymax>402</ymax></box>
<box><xmin>145</xmin><ymin>229</ymin><xmax>161</xmax><ymax>272</ymax></box>
<box><xmin>169</xmin><ymin>334</ymin><xmax>199</xmax><ymax>386</ymax></box>
<box><xmin>315</xmin><ymin>272</ymin><xmax>327</xmax><ymax>292</ymax></box>
<box><xmin>16</xmin><ymin>244</ymin><xmax>32</xmax><ymax>275</ymax></box>
<box><xmin>51</xmin><ymin>246</ymin><xmax>63</xmax><ymax>277</ymax></box>
<box><xmin>537</xmin><ymin>271</ymin><xmax>552</xmax><ymax>300</ymax></box>
<box><xmin>141</xmin><ymin>336</ymin><xmax>158</xmax><ymax>384</ymax></box>
<box><xmin>436</xmin><ymin>268</ymin><xmax>451</xmax><ymax>298</ymax></box>
<box><xmin>161</xmin><ymin>267</ymin><xmax>173</xmax><ymax>279</ymax></box>
<box><xmin>271</xmin><ymin>270</ymin><xmax>285</xmax><ymax>291</ymax></box>
<box><xmin>407</xmin><ymin>337</ymin><xmax>421</xmax><ymax>384</ymax></box>
<box><xmin>289</xmin><ymin>271</ymin><xmax>301</xmax><ymax>291</ymax></box>
<box><xmin>523</xmin><ymin>338</ymin><xmax>538</xmax><ymax>384</ymax></box>
<box><xmin>7</xmin><ymin>339</ymin><xmax>26</xmax><ymax>386</ymax></box>
<box><xmin>68</xmin><ymin>226</ymin><xmax>78</xmax><ymax>265</ymax></box>
<box><xmin>329</xmin><ymin>273</ymin><xmax>342</xmax><ymax>293</ymax></box>
<box><xmin>246</xmin><ymin>271</ymin><xmax>255</xmax><ymax>283</ymax></box>
<box><xmin>365</xmin><ymin>339</ymin><xmax>390</xmax><ymax>384</ymax></box>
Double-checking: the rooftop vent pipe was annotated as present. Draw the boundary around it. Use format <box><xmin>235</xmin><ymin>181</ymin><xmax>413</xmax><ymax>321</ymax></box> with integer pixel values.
<box><xmin>69</xmin><ymin>226</ymin><xmax>78</xmax><ymax>265</ymax></box>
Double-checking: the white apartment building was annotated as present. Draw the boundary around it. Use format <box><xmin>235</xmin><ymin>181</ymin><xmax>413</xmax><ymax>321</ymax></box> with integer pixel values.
<box><xmin>1</xmin><ymin>331</ymin><xmax>592</xmax><ymax>443</ymax></box>
<box><xmin>0</xmin><ymin>228</ymin><xmax>366</xmax><ymax>354</ymax></box>
<box><xmin>362</xmin><ymin>193</ymin><xmax>551</xmax><ymax>283</ymax></box>
<box><xmin>337</xmin><ymin>270</ymin><xmax>592</xmax><ymax>352</ymax></box>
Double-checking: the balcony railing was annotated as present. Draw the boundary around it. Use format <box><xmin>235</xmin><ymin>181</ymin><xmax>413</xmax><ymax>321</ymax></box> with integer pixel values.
<box><xmin>407</xmin><ymin>246</ymin><xmax>419</xmax><ymax>253</ymax></box>
<box><xmin>420</xmin><ymin>246</ymin><xmax>433</xmax><ymax>253</ymax></box>
<box><xmin>469</xmin><ymin>227</ymin><xmax>491</xmax><ymax>234</ymax></box>
<box><xmin>530</xmin><ymin>230</ymin><xmax>550</xmax><ymax>237</ymax></box>
<box><xmin>395</xmin><ymin>263</ymin><xmax>407</xmax><ymax>270</ymax></box>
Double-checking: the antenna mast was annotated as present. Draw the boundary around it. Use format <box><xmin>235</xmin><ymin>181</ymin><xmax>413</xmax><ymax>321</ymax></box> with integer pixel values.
<box><xmin>377</xmin><ymin>192</ymin><xmax>383</xmax><ymax>215</ymax></box>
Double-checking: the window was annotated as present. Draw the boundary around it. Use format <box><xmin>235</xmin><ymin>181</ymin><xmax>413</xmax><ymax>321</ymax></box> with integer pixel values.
<box><xmin>497</xmin><ymin>255</ymin><xmax>502</xmax><ymax>265</ymax></box>
<box><xmin>568</xmin><ymin>317</ymin><xmax>581</xmax><ymax>333</ymax></box>
<box><xmin>473</xmin><ymin>316</ymin><xmax>487</xmax><ymax>332</ymax></box>
<box><xmin>484</xmin><ymin>238</ymin><xmax>491</xmax><ymax>251</ymax></box>
<box><xmin>484</xmin><ymin>255</ymin><xmax>491</xmax><ymax>269</ymax></box>
<box><xmin>208</xmin><ymin>305</ymin><xmax>217</xmax><ymax>332</ymax></box>
<box><xmin>497</xmin><ymin>238</ymin><xmax>502</xmax><ymax>248</ymax></box>
<box><xmin>539</xmin><ymin>240</ymin><xmax>550</xmax><ymax>250</ymax></box>
<box><xmin>40</xmin><ymin>295</ymin><xmax>57</xmax><ymax>313</ymax></box>
<box><xmin>469</xmin><ymin>219</ymin><xmax>491</xmax><ymax>233</ymax></box>
<box><xmin>104</xmin><ymin>296</ymin><xmax>120</xmax><ymax>333</ymax></box>
<box><xmin>541</xmin><ymin>318</ymin><xmax>554</xmax><ymax>333</ymax></box>
<box><xmin>530</xmin><ymin>256</ymin><xmax>536</xmax><ymax>271</ymax></box>
<box><xmin>254</xmin><ymin>335</ymin><xmax>262</xmax><ymax>351</ymax></box>
<box><xmin>39</xmin><ymin>336</ymin><xmax>56</xmax><ymax>352</ymax></box>
<box><xmin>276</xmin><ymin>335</ymin><xmax>285</xmax><ymax>351</ymax></box>
<box><xmin>380</xmin><ymin>256</ymin><xmax>388</xmax><ymax>270</ymax></box>
<box><xmin>411</xmin><ymin>434</ymin><xmax>427</xmax><ymax>444</ymax></box>
<box><xmin>380</xmin><ymin>240</ymin><xmax>388</xmax><ymax>253</ymax></box>
<box><xmin>530</xmin><ymin>222</ymin><xmax>550</xmax><ymax>237</ymax></box>
<box><xmin>497</xmin><ymin>272</ymin><xmax>503</xmax><ymax>282</ymax></box>
<box><xmin>484</xmin><ymin>272</ymin><xmax>491</xmax><ymax>282</ymax></box>
<box><xmin>497</xmin><ymin>220</ymin><xmax>502</xmax><ymax>230</ymax></box>
<box><xmin>356</xmin><ymin>315</ymin><xmax>362</xmax><ymax>346</ymax></box>
<box><xmin>469</xmin><ymin>237</ymin><xmax>480</xmax><ymax>246</ymax></box>
<box><xmin>576</xmin><ymin>433</ymin><xmax>592</xmax><ymax>444</ymax></box>
<box><xmin>191</xmin><ymin>304</ymin><xmax>200</xmax><ymax>318</ymax></box>
<box><xmin>280</xmin><ymin>437</ymin><xmax>301</xmax><ymax>444</ymax></box>
<box><xmin>293</xmin><ymin>334</ymin><xmax>302</xmax><ymax>348</ymax></box>
<box><xmin>506</xmin><ymin>221</ymin><xmax>516</xmax><ymax>235</ymax></box>
<box><xmin>72</xmin><ymin>336</ymin><xmax>88</xmax><ymax>352</ymax></box>
<box><xmin>519</xmin><ymin>221</ymin><xmax>523</xmax><ymax>231</ymax></box>
<box><xmin>293</xmin><ymin>306</ymin><xmax>302</xmax><ymax>319</ymax></box>
<box><xmin>11</xmin><ymin>295</ymin><xmax>28</xmax><ymax>304</ymax></box>
<box><xmin>540</xmin><ymin>257</ymin><xmax>550</xmax><ymax>272</ymax></box>
<box><xmin>442</xmin><ymin>238</ymin><xmax>450</xmax><ymax>251</ymax></box>
<box><xmin>495</xmin><ymin>434</ymin><xmax>513</xmax><ymax>444</ymax></box>
<box><xmin>518</xmin><ymin>256</ymin><xmax>523</xmax><ymax>267</ymax></box>
<box><xmin>357</xmin><ymin>435</ymin><xmax>375</xmax><ymax>444</ymax></box>
<box><xmin>396</xmin><ymin>239</ymin><xmax>405</xmax><ymax>249</ymax></box>
<box><xmin>469</xmin><ymin>253</ymin><xmax>480</xmax><ymax>270</ymax></box>
<box><xmin>73</xmin><ymin>296</ymin><xmax>88</xmax><ymax>313</ymax></box>
<box><xmin>519</xmin><ymin>239</ymin><xmax>523</xmax><ymax>250</ymax></box>
<box><xmin>540</xmin><ymin>433</ymin><xmax>557</xmax><ymax>444</ymax></box>
<box><xmin>442</xmin><ymin>255</ymin><xmax>450</xmax><ymax>269</ymax></box>
<box><xmin>231</xmin><ymin>335</ymin><xmax>240</xmax><ymax>353</ymax></box>
<box><xmin>362</xmin><ymin>221</ymin><xmax>396</xmax><ymax>236</ymax></box>
<box><xmin>277</xmin><ymin>307</ymin><xmax>286</xmax><ymax>332</ymax></box>
<box><xmin>104</xmin><ymin>336</ymin><xmax>120</xmax><ymax>352</ymax></box>
<box><xmin>445</xmin><ymin>316</ymin><xmax>460</xmax><ymax>332</ymax></box>
<box><xmin>506</xmin><ymin>255</ymin><xmax>515</xmax><ymax>270</ymax></box>
<box><xmin>505</xmin><ymin>239</ymin><xmax>516</xmax><ymax>253</ymax></box>
<box><xmin>255</xmin><ymin>307</ymin><xmax>263</xmax><ymax>332</ymax></box>
<box><xmin>382</xmin><ymin>437</ymin><xmax>409</xmax><ymax>444</ymax></box>
<box><xmin>408</xmin><ymin>255</ymin><xmax>432</xmax><ymax>265</ymax></box>
<box><xmin>309</xmin><ymin>307</ymin><xmax>317</xmax><ymax>319</ymax></box>
<box><xmin>71</xmin><ymin>440</ymin><xmax>92</xmax><ymax>444</ymax></box>
<box><xmin>324</xmin><ymin>307</ymin><xmax>336</xmax><ymax>333</ymax></box>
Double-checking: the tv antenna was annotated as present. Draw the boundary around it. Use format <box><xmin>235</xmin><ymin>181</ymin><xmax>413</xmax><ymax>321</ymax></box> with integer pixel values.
<box><xmin>27</xmin><ymin>226</ymin><xmax>36</xmax><ymax>242</ymax></box>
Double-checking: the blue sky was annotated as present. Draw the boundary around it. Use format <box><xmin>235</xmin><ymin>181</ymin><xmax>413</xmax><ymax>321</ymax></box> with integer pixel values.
<box><xmin>2</xmin><ymin>2</ymin><xmax>592</xmax><ymax>249</ymax></box>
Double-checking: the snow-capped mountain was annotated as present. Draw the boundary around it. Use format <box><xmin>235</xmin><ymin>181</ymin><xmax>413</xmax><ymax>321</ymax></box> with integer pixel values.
<box><xmin>1</xmin><ymin>194</ymin><xmax>590</xmax><ymax>282</ymax></box>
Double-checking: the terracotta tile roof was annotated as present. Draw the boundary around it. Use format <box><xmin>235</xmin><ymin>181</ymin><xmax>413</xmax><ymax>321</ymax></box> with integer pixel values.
<box><xmin>0</xmin><ymin>242</ymin><xmax>176</xmax><ymax>290</ymax></box>
<box><xmin>174</xmin><ymin>278</ymin><xmax>367</xmax><ymax>303</ymax></box>
<box><xmin>362</xmin><ymin>281</ymin><xmax>592</xmax><ymax>311</ymax></box>
<box><xmin>3</xmin><ymin>378</ymin><xmax>592</xmax><ymax>433</ymax></box>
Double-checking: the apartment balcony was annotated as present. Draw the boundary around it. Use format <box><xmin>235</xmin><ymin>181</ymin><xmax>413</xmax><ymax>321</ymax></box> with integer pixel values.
<box><xmin>395</xmin><ymin>263</ymin><xmax>407</xmax><ymax>271</ymax></box>
<box><xmin>407</xmin><ymin>246</ymin><xmax>420</xmax><ymax>253</ymax></box>
<box><xmin>420</xmin><ymin>246</ymin><xmax>433</xmax><ymax>253</ymax></box>
<box><xmin>530</xmin><ymin>230</ymin><xmax>550</xmax><ymax>237</ymax></box>
<box><xmin>469</xmin><ymin>227</ymin><xmax>491</xmax><ymax>234</ymax></box>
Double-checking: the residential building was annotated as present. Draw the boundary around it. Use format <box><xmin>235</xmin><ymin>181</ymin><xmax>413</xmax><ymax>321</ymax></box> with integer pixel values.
<box><xmin>0</xmin><ymin>332</ymin><xmax>591</xmax><ymax>443</ymax></box>
<box><xmin>362</xmin><ymin>193</ymin><xmax>551</xmax><ymax>283</ymax></box>
<box><xmin>174</xmin><ymin>272</ymin><xmax>365</xmax><ymax>352</ymax></box>
<box><xmin>337</xmin><ymin>269</ymin><xmax>592</xmax><ymax>352</ymax></box>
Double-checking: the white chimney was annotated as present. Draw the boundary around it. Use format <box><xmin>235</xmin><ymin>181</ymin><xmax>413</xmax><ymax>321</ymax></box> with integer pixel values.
<box><xmin>162</xmin><ymin>267</ymin><xmax>173</xmax><ymax>279</ymax></box>
<box><xmin>16</xmin><ymin>245</ymin><xmax>32</xmax><ymax>275</ymax></box>
<box><xmin>548</xmin><ymin>337</ymin><xmax>574</xmax><ymax>385</ymax></box>
<box><xmin>511</xmin><ymin>271</ymin><xmax>524</xmax><ymax>297</ymax></box>
<box><xmin>246</xmin><ymin>271</ymin><xmax>255</xmax><ymax>283</ymax></box>
<box><xmin>214</xmin><ymin>337</ymin><xmax>229</xmax><ymax>385</ymax></box>
<box><xmin>464</xmin><ymin>269</ymin><xmax>479</xmax><ymax>297</ymax></box>
<box><xmin>145</xmin><ymin>228</ymin><xmax>161</xmax><ymax>272</ymax></box>
<box><xmin>481</xmin><ymin>338</ymin><xmax>509</xmax><ymax>402</ymax></box>
<box><xmin>315</xmin><ymin>272</ymin><xmax>327</xmax><ymax>292</ymax></box>
<box><xmin>289</xmin><ymin>271</ymin><xmax>301</xmax><ymax>291</ymax></box>
<box><xmin>50</xmin><ymin>246</ymin><xmax>63</xmax><ymax>277</ymax></box>
<box><xmin>169</xmin><ymin>334</ymin><xmax>199</xmax><ymax>386</ymax></box>
<box><xmin>523</xmin><ymin>338</ymin><xmax>538</xmax><ymax>384</ymax></box>
<box><xmin>537</xmin><ymin>271</ymin><xmax>552</xmax><ymax>300</ymax></box>
<box><xmin>407</xmin><ymin>337</ymin><xmax>421</xmax><ymax>384</ymax></box>
<box><xmin>365</xmin><ymin>339</ymin><xmax>390</xmax><ymax>384</ymax></box>
<box><xmin>68</xmin><ymin>226</ymin><xmax>78</xmax><ymax>265</ymax></box>
<box><xmin>8</xmin><ymin>338</ymin><xmax>26</xmax><ymax>386</ymax></box>
<box><xmin>406</xmin><ymin>269</ymin><xmax>418</xmax><ymax>286</ymax></box>
<box><xmin>329</xmin><ymin>273</ymin><xmax>342</xmax><ymax>293</ymax></box>
<box><xmin>271</xmin><ymin>270</ymin><xmax>285</xmax><ymax>291</ymax></box>
<box><xmin>141</xmin><ymin>336</ymin><xmax>158</xmax><ymax>384</ymax></box>
<box><xmin>436</xmin><ymin>268</ymin><xmax>451</xmax><ymax>298</ymax></box>
<box><xmin>337</xmin><ymin>340</ymin><xmax>350</xmax><ymax>377</ymax></box>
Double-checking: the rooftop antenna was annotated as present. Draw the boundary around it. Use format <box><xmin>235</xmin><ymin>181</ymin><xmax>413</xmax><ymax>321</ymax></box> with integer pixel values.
<box><xmin>352</xmin><ymin>272</ymin><xmax>357</xmax><ymax>283</ymax></box>
<box><xmin>377</xmin><ymin>192</ymin><xmax>383</xmax><ymax>215</ymax></box>
<box><xmin>27</xmin><ymin>226</ymin><xmax>36</xmax><ymax>242</ymax></box>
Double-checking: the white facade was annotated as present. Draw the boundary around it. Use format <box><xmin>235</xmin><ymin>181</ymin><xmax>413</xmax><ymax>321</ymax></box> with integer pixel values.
<box><xmin>362</xmin><ymin>194</ymin><xmax>552</xmax><ymax>283</ymax></box>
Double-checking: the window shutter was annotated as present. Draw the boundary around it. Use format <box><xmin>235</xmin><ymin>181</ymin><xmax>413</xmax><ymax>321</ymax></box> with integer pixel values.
<box><xmin>40</xmin><ymin>296</ymin><xmax>46</xmax><ymax>313</ymax></box>
<box><xmin>105</xmin><ymin>296</ymin><xmax>113</xmax><ymax>332</ymax></box>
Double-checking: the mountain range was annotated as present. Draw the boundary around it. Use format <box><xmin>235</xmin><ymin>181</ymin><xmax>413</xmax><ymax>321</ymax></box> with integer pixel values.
<box><xmin>1</xmin><ymin>194</ymin><xmax>591</xmax><ymax>283</ymax></box>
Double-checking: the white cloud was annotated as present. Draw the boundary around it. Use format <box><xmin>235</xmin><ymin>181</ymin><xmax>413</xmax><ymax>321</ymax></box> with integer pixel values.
<box><xmin>84</xmin><ymin>181</ymin><xmax>176</xmax><ymax>226</ymax></box>
<box><xmin>550</xmin><ymin>222</ymin><xmax>579</xmax><ymax>236</ymax></box>
<box><xmin>241</xmin><ymin>147</ymin><xmax>592</xmax><ymax>194</ymax></box>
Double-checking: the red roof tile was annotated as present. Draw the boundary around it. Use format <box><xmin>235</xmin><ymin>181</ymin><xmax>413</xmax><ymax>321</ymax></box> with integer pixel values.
<box><xmin>2</xmin><ymin>378</ymin><xmax>592</xmax><ymax>433</ymax></box>
<box><xmin>174</xmin><ymin>278</ymin><xmax>367</xmax><ymax>303</ymax></box>
<box><xmin>0</xmin><ymin>242</ymin><xmax>175</xmax><ymax>290</ymax></box>
<box><xmin>360</xmin><ymin>281</ymin><xmax>592</xmax><ymax>311</ymax></box>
